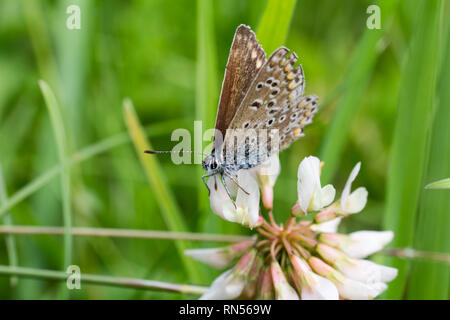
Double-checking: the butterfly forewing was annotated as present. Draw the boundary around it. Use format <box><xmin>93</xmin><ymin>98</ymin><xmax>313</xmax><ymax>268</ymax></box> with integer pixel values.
<box><xmin>222</xmin><ymin>47</ymin><xmax>319</xmax><ymax>169</ymax></box>
<box><xmin>213</xmin><ymin>25</ymin><xmax>266</xmax><ymax>151</ymax></box>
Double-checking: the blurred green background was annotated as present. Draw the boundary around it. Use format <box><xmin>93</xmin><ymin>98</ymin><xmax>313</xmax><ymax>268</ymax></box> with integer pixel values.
<box><xmin>0</xmin><ymin>0</ymin><xmax>448</xmax><ymax>299</ymax></box>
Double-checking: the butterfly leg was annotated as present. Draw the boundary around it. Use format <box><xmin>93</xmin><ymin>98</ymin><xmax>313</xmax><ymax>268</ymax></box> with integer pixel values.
<box><xmin>220</xmin><ymin>173</ymin><xmax>237</xmax><ymax>209</ymax></box>
<box><xmin>224</xmin><ymin>170</ymin><xmax>250</xmax><ymax>195</ymax></box>
<box><xmin>202</xmin><ymin>173</ymin><xmax>217</xmax><ymax>196</ymax></box>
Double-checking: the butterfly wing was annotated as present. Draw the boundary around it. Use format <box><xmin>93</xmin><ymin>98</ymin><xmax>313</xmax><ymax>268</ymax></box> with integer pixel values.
<box><xmin>223</xmin><ymin>47</ymin><xmax>318</xmax><ymax>168</ymax></box>
<box><xmin>213</xmin><ymin>25</ymin><xmax>266</xmax><ymax>152</ymax></box>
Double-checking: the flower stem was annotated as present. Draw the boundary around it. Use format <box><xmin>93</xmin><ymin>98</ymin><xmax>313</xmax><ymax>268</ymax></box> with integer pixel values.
<box><xmin>0</xmin><ymin>265</ymin><xmax>207</xmax><ymax>295</ymax></box>
<box><xmin>0</xmin><ymin>225</ymin><xmax>253</xmax><ymax>243</ymax></box>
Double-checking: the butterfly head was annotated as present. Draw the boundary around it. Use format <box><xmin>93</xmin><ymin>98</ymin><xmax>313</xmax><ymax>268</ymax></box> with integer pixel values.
<box><xmin>202</xmin><ymin>153</ymin><xmax>221</xmax><ymax>174</ymax></box>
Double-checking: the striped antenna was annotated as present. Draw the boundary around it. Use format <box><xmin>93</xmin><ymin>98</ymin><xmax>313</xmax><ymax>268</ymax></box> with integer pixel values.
<box><xmin>144</xmin><ymin>150</ymin><xmax>208</xmax><ymax>156</ymax></box>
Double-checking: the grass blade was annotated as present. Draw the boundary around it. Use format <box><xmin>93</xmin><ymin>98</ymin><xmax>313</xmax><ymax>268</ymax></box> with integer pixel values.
<box><xmin>425</xmin><ymin>178</ymin><xmax>450</xmax><ymax>189</ymax></box>
<box><xmin>195</xmin><ymin>0</ymin><xmax>220</xmax><ymax>231</ymax></box>
<box><xmin>406</xmin><ymin>4</ymin><xmax>450</xmax><ymax>298</ymax></box>
<box><xmin>38</xmin><ymin>80</ymin><xmax>72</xmax><ymax>270</ymax></box>
<box><xmin>319</xmin><ymin>0</ymin><xmax>398</xmax><ymax>183</ymax></box>
<box><xmin>0</xmin><ymin>166</ymin><xmax>18</xmax><ymax>287</ymax></box>
<box><xmin>381</xmin><ymin>0</ymin><xmax>443</xmax><ymax>299</ymax></box>
<box><xmin>123</xmin><ymin>98</ymin><xmax>202</xmax><ymax>284</ymax></box>
<box><xmin>256</xmin><ymin>0</ymin><xmax>297</xmax><ymax>54</ymax></box>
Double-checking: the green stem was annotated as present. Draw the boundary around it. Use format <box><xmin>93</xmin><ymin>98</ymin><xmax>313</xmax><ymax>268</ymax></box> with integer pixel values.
<box><xmin>0</xmin><ymin>265</ymin><xmax>207</xmax><ymax>295</ymax></box>
<box><xmin>0</xmin><ymin>226</ymin><xmax>253</xmax><ymax>243</ymax></box>
<box><xmin>0</xmin><ymin>166</ymin><xmax>18</xmax><ymax>287</ymax></box>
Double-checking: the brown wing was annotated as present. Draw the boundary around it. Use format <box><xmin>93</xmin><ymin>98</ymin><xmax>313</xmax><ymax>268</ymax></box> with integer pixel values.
<box><xmin>213</xmin><ymin>25</ymin><xmax>266</xmax><ymax>151</ymax></box>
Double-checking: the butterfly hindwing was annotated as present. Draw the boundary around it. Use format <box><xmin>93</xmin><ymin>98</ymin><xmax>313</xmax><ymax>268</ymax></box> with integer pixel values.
<box><xmin>222</xmin><ymin>47</ymin><xmax>318</xmax><ymax>168</ymax></box>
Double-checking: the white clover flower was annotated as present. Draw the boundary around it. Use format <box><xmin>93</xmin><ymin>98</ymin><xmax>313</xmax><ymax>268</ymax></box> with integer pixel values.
<box><xmin>335</xmin><ymin>162</ymin><xmax>368</xmax><ymax>215</ymax></box>
<box><xmin>250</xmin><ymin>154</ymin><xmax>280</xmax><ymax>210</ymax></box>
<box><xmin>295</xmin><ymin>156</ymin><xmax>336</xmax><ymax>216</ymax></box>
<box><xmin>200</xmin><ymin>155</ymin><xmax>397</xmax><ymax>300</ymax></box>
<box><xmin>208</xmin><ymin>170</ymin><xmax>261</xmax><ymax>228</ymax></box>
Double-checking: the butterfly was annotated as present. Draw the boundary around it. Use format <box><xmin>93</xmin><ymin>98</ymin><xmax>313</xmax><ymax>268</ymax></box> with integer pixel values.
<box><xmin>147</xmin><ymin>25</ymin><xmax>318</xmax><ymax>203</ymax></box>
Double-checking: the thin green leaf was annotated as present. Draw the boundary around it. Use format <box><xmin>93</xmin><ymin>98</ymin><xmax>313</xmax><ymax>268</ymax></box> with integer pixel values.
<box><xmin>122</xmin><ymin>98</ymin><xmax>203</xmax><ymax>284</ymax></box>
<box><xmin>407</xmin><ymin>2</ymin><xmax>450</xmax><ymax>299</ymax></box>
<box><xmin>381</xmin><ymin>0</ymin><xmax>443</xmax><ymax>299</ymax></box>
<box><xmin>320</xmin><ymin>0</ymin><xmax>398</xmax><ymax>183</ymax></box>
<box><xmin>256</xmin><ymin>0</ymin><xmax>297</xmax><ymax>54</ymax></box>
<box><xmin>38</xmin><ymin>80</ymin><xmax>72</xmax><ymax>269</ymax></box>
<box><xmin>0</xmin><ymin>166</ymin><xmax>18</xmax><ymax>287</ymax></box>
<box><xmin>196</xmin><ymin>0</ymin><xmax>219</xmax><ymax>231</ymax></box>
<box><xmin>425</xmin><ymin>178</ymin><xmax>450</xmax><ymax>189</ymax></box>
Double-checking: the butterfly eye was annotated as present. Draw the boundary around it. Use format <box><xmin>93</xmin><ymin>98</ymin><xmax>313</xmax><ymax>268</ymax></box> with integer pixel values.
<box><xmin>210</xmin><ymin>161</ymin><xmax>217</xmax><ymax>170</ymax></box>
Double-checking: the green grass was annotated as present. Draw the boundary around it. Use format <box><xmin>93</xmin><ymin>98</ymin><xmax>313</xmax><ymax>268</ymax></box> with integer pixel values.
<box><xmin>406</xmin><ymin>2</ymin><xmax>450</xmax><ymax>298</ymax></box>
<box><xmin>123</xmin><ymin>98</ymin><xmax>202</xmax><ymax>284</ymax></box>
<box><xmin>39</xmin><ymin>80</ymin><xmax>73</xmax><ymax>271</ymax></box>
<box><xmin>381</xmin><ymin>0</ymin><xmax>443</xmax><ymax>299</ymax></box>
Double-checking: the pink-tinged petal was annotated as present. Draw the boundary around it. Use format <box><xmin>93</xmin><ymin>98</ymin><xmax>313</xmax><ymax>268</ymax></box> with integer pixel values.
<box><xmin>316</xmin><ymin>243</ymin><xmax>348</xmax><ymax>264</ymax></box>
<box><xmin>317</xmin><ymin>244</ymin><xmax>397</xmax><ymax>284</ymax></box>
<box><xmin>290</xmin><ymin>255</ymin><xmax>338</xmax><ymax>300</ymax></box>
<box><xmin>242</xmin><ymin>255</ymin><xmax>263</xmax><ymax>299</ymax></box>
<box><xmin>291</xmin><ymin>201</ymin><xmax>303</xmax><ymax>217</ymax></box>
<box><xmin>251</xmin><ymin>154</ymin><xmax>280</xmax><ymax>210</ymax></box>
<box><xmin>200</xmin><ymin>269</ymin><xmax>245</xmax><ymax>300</ymax></box>
<box><xmin>311</xmin><ymin>217</ymin><xmax>342</xmax><ymax>233</ymax></box>
<box><xmin>262</xmin><ymin>184</ymin><xmax>274</xmax><ymax>210</ymax></box>
<box><xmin>184</xmin><ymin>241</ymin><xmax>254</xmax><ymax>269</ymax></box>
<box><xmin>271</xmin><ymin>261</ymin><xmax>299</xmax><ymax>300</ymax></box>
<box><xmin>257</xmin><ymin>268</ymin><xmax>274</xmax><ymax>300</ymax></box>
<box><xmin>308</xmin><ymin>257</ymin><xmax>386</xmax><ymax>300</ymax></box>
